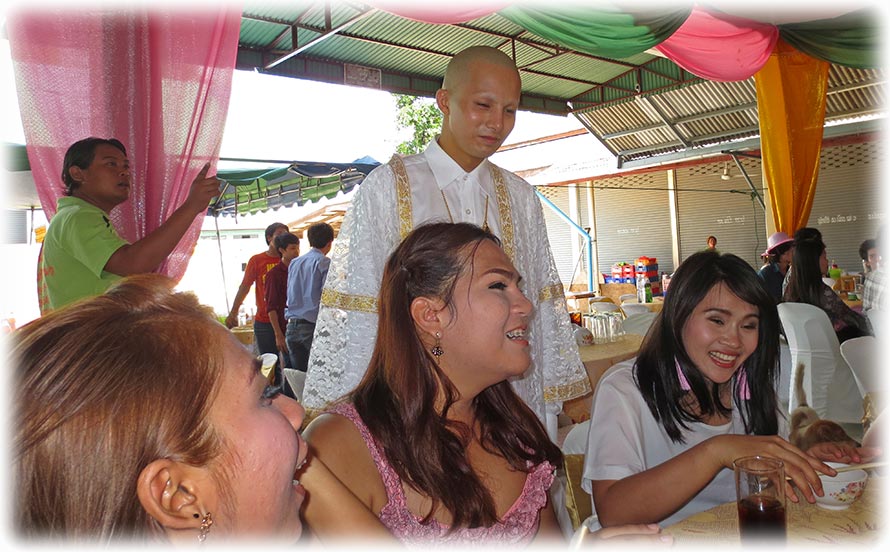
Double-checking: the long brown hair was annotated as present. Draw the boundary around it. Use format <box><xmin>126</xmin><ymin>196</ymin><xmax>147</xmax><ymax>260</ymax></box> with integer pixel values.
<box><xmin>351</xmin><ymin>222</ymin><xmax>561</xmax><ymax>529</ymax></box>
<box><xmin>12</xmin><ymin>275</ymin><xmax>231</xmax><ymax>541</ymax></box>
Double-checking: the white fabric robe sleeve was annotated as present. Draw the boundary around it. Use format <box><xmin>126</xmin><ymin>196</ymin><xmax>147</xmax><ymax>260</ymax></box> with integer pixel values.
<box><xmin>302</xmin><ymin>165</ymin><xmax>401</xmax><ymax>411</ymax></box>
<box><xmin>502</xmin><ymin>172</ymin><xmax>590</xmax><ymax>416</ymax></box>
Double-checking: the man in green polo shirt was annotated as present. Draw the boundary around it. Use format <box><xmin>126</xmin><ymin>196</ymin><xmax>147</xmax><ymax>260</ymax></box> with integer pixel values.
<box><xmin>37</xmin><ymin>137</ymin><xmax>220</xmax><ymax>313</ymax></box>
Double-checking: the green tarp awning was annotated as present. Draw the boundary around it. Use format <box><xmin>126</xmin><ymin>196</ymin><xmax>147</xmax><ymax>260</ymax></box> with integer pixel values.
<box><xmin>212</xmin><ymin>160</ymin><xmax>379</xmax><ymax>216</ymax></box>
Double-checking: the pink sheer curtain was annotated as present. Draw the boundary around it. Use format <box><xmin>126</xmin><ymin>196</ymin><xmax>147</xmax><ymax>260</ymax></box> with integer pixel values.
<box><xmin>7</xmin><ymin>6</ymin><xmax>241</xmax><ymax>280</ymax></box>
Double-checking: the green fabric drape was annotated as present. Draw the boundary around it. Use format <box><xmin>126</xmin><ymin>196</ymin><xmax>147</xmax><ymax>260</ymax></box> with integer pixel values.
<box><xmin>498</xmin><ymin>4</ymin><xmax>691</xmax><ymax>59</ymax></box>
<box><xmin>779</xmin><ymin>9</ymin><xmax>880</xmax><ymax>69</ymax></box>
<box><xmin>754</xmin><ymin>39</ymin><xmax>830</xmax><ymax>235</ymax></box>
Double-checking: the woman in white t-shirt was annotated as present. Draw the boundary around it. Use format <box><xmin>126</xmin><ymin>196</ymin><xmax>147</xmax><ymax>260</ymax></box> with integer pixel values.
<box><xmin>583</xmin><ymin>251</ymin><xmax>866</xmax><ymax>528</ymax></box>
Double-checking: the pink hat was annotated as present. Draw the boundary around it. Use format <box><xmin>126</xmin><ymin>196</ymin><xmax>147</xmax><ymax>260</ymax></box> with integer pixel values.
<box><xmin>763</xmin><ymin>232</ymin><xmax>794</xmax><ymax>256</ymax></box>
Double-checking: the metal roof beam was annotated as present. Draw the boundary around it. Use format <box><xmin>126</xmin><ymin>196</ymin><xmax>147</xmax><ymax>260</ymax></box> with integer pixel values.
<box><xmin>571</xmin><ymin>113</ymin><xmax>620</xmax><ymax>158</ymax></box>
<box><xmin>619</xmin><ymin>140</ymin><xmax>685</xmax><ymax>157</ymax></box>
<box><xmin>241</xmin><ymin>13</ymin><xmax>294</xmax><ymax>26</ymax></box>
<box><xmin>617</xmin><ymin>120</ymin><xmax>883</xmax><ymax>170</ymax></box>
<box><xmin>601</xmin><ymin>123</ymin><xmax>665</xmax><ymax>140</ymax></box>
<box><xmin>521</xmin><ymin>68</ymin><xmax>602</xmax><ymax>87</ymax></box>
<box><xmin>672</xmin><ymin>103</ymin><xmax>757</xmax><ymax>124</ymax></box>
<box><xmin>690</xmin><ymin>126</ymin><xmax>761</xmax><ymax>143</ymax></box>
<box><xmin>265</xmin><ymin>6</ymin><xmax>377</xmax><ymax>69</ymax></box>
<box><xmin>329</xmin><ymin>31</ymin><xmax>454</xmax><ymax>59</ymax></box>
<box><xmin>452</xmin><ymin>23</ymin><xmax>639</xmax><ymax>69</ymax></box>
<box><xmin>638</xmin><ymin>96</ymin><xmax>692</xmax><ymax>148</ymax></box>
<box><xmin>614</xmin><ymin>126</ymin><xmax>759</xmax><ymax>158</ymax></box>
<box><xmin>826</xmin><ymin>77</ymin><xmax>886</xmax><ymax>95</ymax></box>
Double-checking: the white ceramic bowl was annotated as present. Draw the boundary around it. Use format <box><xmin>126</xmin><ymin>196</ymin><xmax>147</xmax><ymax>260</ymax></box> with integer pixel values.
<box><xmin>816</xmin><ymin>462</ymin><xmax>868</xmax><ymax>510</ymax></box>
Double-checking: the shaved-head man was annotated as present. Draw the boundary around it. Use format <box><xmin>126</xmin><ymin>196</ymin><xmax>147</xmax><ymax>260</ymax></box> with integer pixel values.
<box><xmin>437</xmin><ymin>46</ymin><xmax>522</xmax><ymax>171</ymax></box>
<box><xmin>303</xmin><ymin>46</ymin><xmax>589</xmax><ymax>441</ymax></box>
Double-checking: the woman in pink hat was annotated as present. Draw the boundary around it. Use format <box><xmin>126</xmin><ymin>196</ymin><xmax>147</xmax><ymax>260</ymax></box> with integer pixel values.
<box><xmin>756</xmin><ymin>232</ymin><xmax>795</xmax><ymax>303</ymax></box>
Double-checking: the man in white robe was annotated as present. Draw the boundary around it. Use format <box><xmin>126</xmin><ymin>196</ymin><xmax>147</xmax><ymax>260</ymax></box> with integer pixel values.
<box><xmin>303</xmin><ymin>45</ymin><xmax>589</xmax><ymax>439</ymax></box>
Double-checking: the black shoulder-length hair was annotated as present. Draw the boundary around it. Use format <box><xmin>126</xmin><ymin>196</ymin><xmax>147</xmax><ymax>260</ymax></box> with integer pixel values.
<box><xmin>634</xmin><ymin>251</ymin><xmax>781</xmax><ymax>443</ymax></box>
<box><xmin>349</xmin><ymin>222</ymin><xmax>562</xmax><ymax>530</ymax></box>
<box><xmin>783</xmin><ymin>238</ymin><xmax>827</xmax><ymax>306</ymax></box>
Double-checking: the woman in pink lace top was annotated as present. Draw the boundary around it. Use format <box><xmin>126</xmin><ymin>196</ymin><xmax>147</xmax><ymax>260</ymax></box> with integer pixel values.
<box><xmin>298</xmin><ymin>223</ymin><xmax>665</xmax><ymax>546</ymax></box>
<box><xmin>301</xmin><ymin>223</ymin><xmax>559</xmax><ymax>545</ymax></box>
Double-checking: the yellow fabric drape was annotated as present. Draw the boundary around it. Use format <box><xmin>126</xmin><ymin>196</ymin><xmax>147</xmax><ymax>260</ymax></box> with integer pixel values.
<box><xmin>754</xmin><ymin>39</ymin><xmax>830</xmax><ymax>235</ymax></box>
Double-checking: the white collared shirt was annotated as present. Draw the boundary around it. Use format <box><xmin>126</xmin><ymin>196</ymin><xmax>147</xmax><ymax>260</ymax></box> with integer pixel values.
<box><xmin>407</xmin><ymin>137</ymin><xmax>501</xmax><ymax>239</ymax></box>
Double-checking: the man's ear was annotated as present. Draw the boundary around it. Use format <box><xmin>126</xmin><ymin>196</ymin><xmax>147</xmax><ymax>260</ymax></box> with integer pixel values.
<box><xmin>137</xmin><ymin>459</ymin><xmax>215</xmax><ymax>531</ymax></box>
<box><xmin>67</xmin><ymin>166</ymin><xmax>84</xmax><ymax>185</ymax></box>
<box><xmin>410</xmin><ymin>296</ymin><xmax>446</xmax><ymax>339</ymax></box>
<box><xmin>435</xmin><ymin>88</ymin><xmax>450</xmax><ymax>116</ymax></box>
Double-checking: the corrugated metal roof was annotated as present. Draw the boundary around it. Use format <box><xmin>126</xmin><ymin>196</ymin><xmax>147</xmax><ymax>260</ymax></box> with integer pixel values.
<box><xmin>574</xmin><ymin>66</ymin><xmax>884</xmax><ymax>167</ymax></box>
<box><xmin>238</xmin><ymin>2</ymin><xmax>885</xmax><ymax>168</ymax></box>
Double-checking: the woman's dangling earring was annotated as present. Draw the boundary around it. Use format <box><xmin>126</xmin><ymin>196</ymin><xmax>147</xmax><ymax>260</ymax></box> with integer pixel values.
<box><xmin>197</xmin><ymin>512</ymin><xmax>213</xmax><ymax>543</ymax></box>
<box><xmin>431</xmin><ymin>331</ymin><xmax>444</xmax><ymax>358</ymax></box>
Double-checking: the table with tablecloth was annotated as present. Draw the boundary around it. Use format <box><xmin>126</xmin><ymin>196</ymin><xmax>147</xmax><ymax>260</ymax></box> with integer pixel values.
<box><xmin>664</xmin><ymin>476</ymin><xmax>885</xmax><ymax>544</ymax></box>
<box><xmin>562</xmin><ymin>334</ymin><xmax>644</xmax><ymax>422</ymax></box>
<box><xmin>645</xmin><ymin>297</ymin><xmax>664</xmax><ymax>312</ymax></box>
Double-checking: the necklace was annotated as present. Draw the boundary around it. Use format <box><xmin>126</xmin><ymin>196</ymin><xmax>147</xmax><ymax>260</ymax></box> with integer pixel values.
<box><xmin>440</xmin><ymin>189</ymin><xmax>490</xmax><ymax>232</ymax></box>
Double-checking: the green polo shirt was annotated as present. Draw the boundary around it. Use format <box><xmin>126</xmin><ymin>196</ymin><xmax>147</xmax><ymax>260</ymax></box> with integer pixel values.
<box><xmin>38</xmin><ymin>196</ymin><xmax>128</xmax><ymax>313</ymax></box>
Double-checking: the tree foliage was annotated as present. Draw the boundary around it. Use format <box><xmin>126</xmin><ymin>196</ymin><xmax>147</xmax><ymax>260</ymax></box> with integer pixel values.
<box><xmin>393</xmin><ymin>94</ymin><xmax>442</xmax><ymax>155</ymax></box>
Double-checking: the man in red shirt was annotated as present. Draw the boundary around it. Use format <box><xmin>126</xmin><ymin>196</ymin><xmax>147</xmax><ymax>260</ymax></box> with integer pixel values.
<box><xmin>225</xmin><ymin>222</ymin><xmax>288</xmax><ymax>357</ymax></box>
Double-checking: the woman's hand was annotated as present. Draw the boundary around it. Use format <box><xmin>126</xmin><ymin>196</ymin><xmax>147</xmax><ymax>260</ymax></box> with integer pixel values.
<box><xmin>708</xmin><ymin>435</ymin><xmax>834</xmax><ymax>503</ymax></box>
<box><xmin>807</xmin><ymin>442</ymin><xmax>882</xmax><ymax>464</ymax></box>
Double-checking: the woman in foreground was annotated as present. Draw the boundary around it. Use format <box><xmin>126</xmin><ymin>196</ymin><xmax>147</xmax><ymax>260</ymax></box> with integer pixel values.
<box><xmin>300</xmin><ymin>222</ymin><xmax>666</xmax><ymax>546</ymax></box>
<box><xmin>11</xmin><ymin>274</ymin><xmax>385</xmax><ymax>544</ymax></box>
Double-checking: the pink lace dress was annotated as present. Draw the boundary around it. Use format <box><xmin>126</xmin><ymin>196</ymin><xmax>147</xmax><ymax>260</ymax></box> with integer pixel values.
<box><xmin>330</xmin><ymin>403</ymin><xmax>555</xmax><ymax>547</ymax></box>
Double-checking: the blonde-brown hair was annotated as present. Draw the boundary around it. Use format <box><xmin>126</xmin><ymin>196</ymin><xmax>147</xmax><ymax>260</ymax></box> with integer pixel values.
<box><xmin>12</xmin><ymin>274</ymin><xmax>232</xmax><ymax>540</ymax></box>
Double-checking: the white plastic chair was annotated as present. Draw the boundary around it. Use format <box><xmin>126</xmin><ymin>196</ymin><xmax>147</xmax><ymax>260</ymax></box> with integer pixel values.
<box><xmin>283</xmin><ymin>368</ymin><xmax>306</xmax><ymax>402</ymax></box>
<box><xmin>777</xmin><ymin>338</ymin><xmax>792</xmax><ymax>415</ymax></box>
<box><xmin>622</xmin><ymin>312</ymin><xmax>657</xmax><ymax>336</ymax></box>
<box><xmin>778</xmin><ymin>302</ymin><xmax>862</xmax><ymax>423</ymax></box>
<box><xmin>618</xmin><ymin>293</ymin><xmax>638</xmax><ymax>304</ymax></box>
<box><xmin>620</xmin><ymin>302</ymin><xmax>650</xmax><ymax>316</ymax></box>
<box><xmin>840</xmin><ymin>336</ymin><xmax>879</xmax><ymax>398</ymax></box>
<box><xmin>866</xmin><ymin>308</ymin><xmax>885</xmax><ymax>338</ymax></box>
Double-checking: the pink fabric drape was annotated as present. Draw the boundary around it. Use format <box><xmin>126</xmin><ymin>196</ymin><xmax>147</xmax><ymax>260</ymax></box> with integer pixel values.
<box><xmin>655</xmin><ymin>5</ymin><xmax>778</xmax><ymax>82</ymax></box>
<box><xmin>367</xmin><ymin>1</ymin><xmax>506</xmax><ymax>24</ymax></box>
<box><xmin>7</xmin><ymin>6</ymin><xmax>241</xmax><ymax>281</ymax></box>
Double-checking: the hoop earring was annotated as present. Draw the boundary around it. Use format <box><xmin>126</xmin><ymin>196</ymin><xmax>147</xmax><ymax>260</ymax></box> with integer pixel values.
<box><xmin>198</xmin><ymin>512</ymin><xmax>213</xmax><ymax>543</ymax></box>
<box><xmin>430</xmin><ymin>332</ymin><xmax>444</xmax><ymax>358</ymax></box>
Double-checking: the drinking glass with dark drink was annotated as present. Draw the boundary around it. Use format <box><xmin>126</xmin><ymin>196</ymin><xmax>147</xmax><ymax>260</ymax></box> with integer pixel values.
<box><xmin>733</xmin><ymin>456</ymin><xmax>786</xmax><ymax>544</ymax></box>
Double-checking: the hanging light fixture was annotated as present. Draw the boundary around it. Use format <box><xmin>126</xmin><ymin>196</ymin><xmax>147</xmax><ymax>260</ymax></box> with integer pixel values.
<box><xmin>721</xmin><ymin>162</ymin><xmax>732</xmax><ymax>180</ymax></box>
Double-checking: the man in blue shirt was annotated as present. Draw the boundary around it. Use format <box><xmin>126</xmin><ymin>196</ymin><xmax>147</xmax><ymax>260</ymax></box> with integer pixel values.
<box><xmin>285</xmin><ymin>222</ymin><xmax>334</xmax><ymax>372</ymax></box>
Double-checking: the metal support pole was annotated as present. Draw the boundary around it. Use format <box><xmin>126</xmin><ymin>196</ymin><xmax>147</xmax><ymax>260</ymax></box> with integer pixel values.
<box><xmin>535</xmin><ymin>189</ymin><xmax>594</xmax><ymax>292</ymax></box>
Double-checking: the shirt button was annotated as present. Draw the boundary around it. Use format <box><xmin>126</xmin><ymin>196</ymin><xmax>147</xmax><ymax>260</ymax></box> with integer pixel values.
<box><xmin>465</xmin><ymin>209</ymin><xmax>472</xmax><ymax>215</ymax></box>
